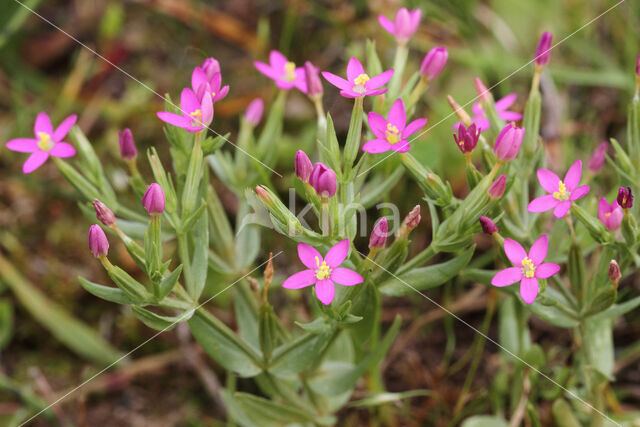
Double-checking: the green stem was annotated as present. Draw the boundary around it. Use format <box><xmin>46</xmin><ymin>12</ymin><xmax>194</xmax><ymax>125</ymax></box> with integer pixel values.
<box><xmin>405</xmin><ymin>76</ymin><xmax>428</xmax><ymax>111</ymax></box>
<box><xmin>343</xmin><ymin>97</ymin><xmax>364</xmax><ymax>176</ymax></box>
<box><xmin>397</xmin><ymin>245</ymin><xmax>437</xmax><ymax>275</ymax></box>
<box><xmin>178</xmin><ymin>233</ymin><xmax>194</xmax><ymax>298</ymax></box>
<box><xmin>386</xmin><ymin>43</ymin><xmax>409</xmax><ymax>101</ymax></box>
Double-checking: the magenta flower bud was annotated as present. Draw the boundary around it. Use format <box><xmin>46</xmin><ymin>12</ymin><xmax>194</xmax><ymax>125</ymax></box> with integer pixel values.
<box><xmin>309</xmin><ymin>163</ymin><xmax>337</xmax><ymax>198</ymax></box>
<box><xmin>295</xmin><ymin>150</ymin><xmax>313</xmax><ymax>182</ymax></box>
<box><xmin>494</xmin><ymin>123</ymin><xmax>525</xmax><ymax>161</ymax></box>
<box><xmin>369</xmin><ymin>217</ymin><xmax>389</xmax><ymax>249</ymax></box>
<box><xmin>453</xmin><ymin>123</ymin><xmax>480</xmax><ymax>154</ymax></box>
<box><xmin>420</xmin><ymin>46</ymin><xmax>448</xmax><ymax>80</ymax></box>
<box><xmin>488</xmin><ymin>174</ymin><xmax>507</xmax><ymax>199</ymax></box>
<box><xmin>617</xmin><ymin>186</ymin><xmax>633</xmax><ymax>209</ymax></box>
<box><xmin>635</xmin><ymin>53</ymin><xmax>640</xmax><ymax>77</ymax></box>
<box><xmin>304</xmin><ymin>61</ymin><xmax>323</xmax><ymax>97</ymax></box>
<box><xmin>118</xmin><ymin>128</ymin><xmax>137</xmax><ymax>160</ymax></box>
<box><xmin>142</xmin><ymin>183</ymin><xmax>165</xmax><ymax>215</ymax></box>
<box><xmin>598</xmin><ymin>198</ymin><xmax>623</xmax><ymax>231</ymax></box>
<box><xmin>587</xmin><ymin>141</ymin><xmax>608</xmax><ymax>172</ymax></box>
<box><xmin>534</xmin><ymin>32</ymin><xmax>552</xmax><ymax>67</ymax></box>
<box><xmin>479</xmin><ymin>216</ymin><xmax>498</xmax><ymax>235</ymax></box>
<box><xmin>88</xmin><ymin>224</ymin><xmax>109</xmax><ymax>257</ymax></box>
<box><xmin>405</xmin><ymin>205</ymin><xmax>421</xmax><ymax>229</ymax></box>
<box><xmin>475</xmin><ymin>77</ymin><xmax>491</xmax><ymax>103</ymax></box>
<box><xmin>92</xmin><ymin>199</ymin><xmax>116</xmax><ymax>226</ymax></box>
<box><xmin>244</xmin><ymin>98</ymin><xmax>264</xmax><ymax>126</ymax></box>
<box><xmin>378</xmin><ymin>8</ymin><xmax>421</xmax><ymax>45</ymax></box>
<box><xmin>201</xmin><ymin>57</ymin><xmax>221</xmax><ymax>80</ymax></box>
<box><xmin>609</xmin><ymin>260</ymin><xmax>621</xmax><ymax>286</ymax></box>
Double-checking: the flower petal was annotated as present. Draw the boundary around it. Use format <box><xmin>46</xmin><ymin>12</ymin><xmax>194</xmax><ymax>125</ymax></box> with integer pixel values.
<box><xmin>282</xmin><ymin>270</ymin><xmax>317</xmax><ymax>289</ymax></box>
<box><xmin>367</xmin><ymin>112</ymin><xmax>388</xmax><ymax>138</ymax></box>
<box><xmin>254</xmin><ymin>61</ymin><xmax>278</xmax><ymax>79</ymax></box>
<box><xmin>53</xmin><ymin>114</ymin><xmax>77</xmax><ymax>142</ymax></box>
<box><xmin>215</xmin><ymin>85</ymin><xmax>230</xmax><ymax>101</ymax></box>
<box><xmin>569</xmin><ymin>185</ymin><xmax>590</xmax><ymax>201</ymax></box>
<box><xmin>402</xmin><ymin>118</ymin><xmax>427</xmax><ymax>138</ymax></box>
<box><xmin>563</xmin><ymin>159</ymin><xmax>582</xmax><ymax>191</ymax></box>
<box><xmin>495</xmin><ymin>93</ymin><xmax>517</xmax><ymax>111</ymax></box>
<box><xmin>378</xmin><ymin>15</ymin><xmax>396</xmax><ymax>35</ymax></box>
<box><xmin>157</xmin><ymin>112</ymin><xmax>190</xmax><ymax>128</ymax></box>
<box><xmin>473</xmin><ymin>118</ymin><xmax>490</xmax><ymax>131</ymax></box>
<box><xmin>297</xmin><ymin>243</ymin><xmax>323</xmax><ymax>270</ymax></box>
<box><xmin>340</xmin><ymin>90</ymin><xmax>363</xmax><ymax>98</ymax></box>
<box><xmin>22</xmin><ymin>151</ymin><xmax>49</xmax><ymax>174</ymax></box>
<box><xmin>519</xmin><ymin>277</ymin><xmax>539</xmax><ymax>304</ymax></box>
<box><xmin>269</xmin><ymin>50</ymin><xmax>288</xmax><ymax>69</ymax></box>
<box><xmin>537</xmin><ymin>169</ymin><xmax>561</xmax><ymax>193</ymax></box>
<box><xmin>191</xmin><ymin>67</ymin><xmax>208</xmax><ymax>94</ymax></box>
<box><xmin>180</xmin><ymin>88</ymin><xmax>200</xmax><ymax>113</ymax></box>
<box><xmin>391</xmin><ymin>141</ymin><xmax>411</xmax><ymax>152</ymax></box>
<box><xmin>366</xmin><ymin>69</ymin><xmax>394</xmax><ymax>89</ymax></box>
<box><xmin>553</xmin><ymin>201</ymin><xmax>571</xmax><ymax>218</ymax></box>
<box><xmin>362</xmin><ymin>139</ymin><xmax>392</xmax><ymax>153</ymax></box>
<box><xmin>322</xmin><ymin>72</ymin><xmax>352</xmax><ymax>91</ymax></box>
<box><xmin>315</xmin><ymin>279</ymin><xmax>335</xmax><ymax>305</ymax></box>
<box><xmin>527</xmin><ymin>195</ymin><xmax>557</xmax><ymax>212</ymax></box>
<box><xmin>528</xmin><ymin>234</ymin><xmax>548</xmax><ymax>265</ymax></box>
<box><xmin>491</xmin><ymin>267</ymin><xmax>523</xmax><ymax>287</ymax></box>
<box><xmin>50</xmin><ymin>142</ymin><xmax>76</xmax><ymax>158</ymax></box>
<box><xmin>504</xmin><ymin>238</ymin><xmax>527</xmax><ymax>266</ymax></box>
<box><xmin>387</xmin><ymin>99</ymin><xmax>406</xmax><ymax>129</ymax></box>
<box><xmin>363</xmin><ymin>88</ymin><xmax>387</xmax><ymax>97</ymax></box>
<box><xmin>324</xmin><ymin>239</ymin><xmax>349</xmax><ymax>267</ymax></box>
<box><xmin>499</xmin><ymin>111</ymin><xmax>523</xmax><ymax>121</ymax></box>
<box><xmin>6</xmin><ymin>138</ymin><xmax>38</xmax><ymax>153</ymax></box>
<box><xmin>346</xmin><ymin>57</ymin><xmax>365</xmax><ymax>82</ymax></box>
<box><xmin>34</xmin><ymin>112</ymin><xmax>53</xmax><ymax>136</ymax></box>
<box><xmin>535</xmin><ymin>263</ymin><xmax>560</xmax><ymax>279</ymax></box>
<box><xmin>330</xmin><ymin>267</ymin><xmax>363</xmax><ymax>286</ymax></box>
<box><xmin>200</xmin><ymin>92</ymin><xmax>214</xmax><ymax>126</ymax></box>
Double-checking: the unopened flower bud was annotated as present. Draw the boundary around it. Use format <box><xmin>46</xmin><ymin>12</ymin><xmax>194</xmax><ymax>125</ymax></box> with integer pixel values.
<box><xmin>304</xmin><ymin>61</ymin><xmax>323</xmax><ymax>97</ymax></box>
<box><xmin>453</xmin><ymin>123</ymin><xmax>480</xmax><ymax>154</ymax></box>
<box><xmin>636</xmin><ymin>53</ymin><xmax>640</xmax><ymax>78</ymax></box>
<box><xmin>448</xmin><ymin>95</ymin><xmax>473</xmax><ymax>127</ymax></box>
<box><xmin>142</xmin><ymin>183</ymin><xmax>165</xmax><ymax>215</ymax></box>
<box><xmin>295</xmin><ymin>150</ymin><xmax>313</xmax><ymax>182</ymax></box>
<box><xmin>201</xmin><ymin>57</ymin><xmax>221</xmax><ymax>80</ymax></box>
<box><xmin>534</xmin><ymin>32</ymin><xmax>552</xmax><ymax>67</ymax></box>
<box><xmin>479</xmin><ymin>216</ymin><xmax>498</xmax><ymax>235</ymax></box>
<box><xmin>587</xmin><ymin>141</ymin><xmax>608</xmax><ymax>173</ymax></box>
<box><xmin>92</xmin><ymin>199</ymin><xmax>116</xmax><ymax>227</ymax></box>
<box><xmin>474</xmin><ymin>77</ymin><xmax>491</xmax><ymax>103</ymax></box>
<box><xmin>405</xmin><ymin>205</ymin><xmax>421</xmax><ymax>229</ymax></box>
<box><xmin>420</xmin><ymin>46</ymin><xmax>448</xmax><ymax>80</ymax></box>
<box><xmin>608</xmin><ymin>260</ymin><xmax>621</xmax><ymax>287</ymax></box>
<box><xmin>494</xmin><ymin>123</ymin><xmax>525</xmax><ymax>161</ymax></box>
<box><xmin>488</xmin><ymin>174</ymin><xmax>506</xmax><ymax>199</ymax></box>
<box><xmin>617</xmin><ymin>186</ymin><xmax>633</xmax><ymax>209</ymax></box>
<box><xmin>244</xmin><ymin>98</ymin><xmax>264</xmax><ymax>126</ymax></box>
<box><xmin>88</xmin><ymin>224</ymin><xmax>109</xmax><ymax>257</ymax></box>
<box><xmin>369</xmin><ymin>217</ymin><xmax>389</xmax><ymax>249</ymax></box>
<box><xmin>309</xmin><ymin>163</ymin><xmax>337</xmax><ymax>198</ymax></box>
<box><xmin>118</xmin><ymin>128</ymin><xmax>137</xmax><ymax>160</ymax></box>
<box><xmin>255</xmin><ymin>185</ymin><xmax>272</xmax><ymax>205</ymax></box>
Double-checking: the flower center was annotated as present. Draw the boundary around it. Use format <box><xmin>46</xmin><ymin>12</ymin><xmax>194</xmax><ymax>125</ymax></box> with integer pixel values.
<box><xmin>37</xmin><ymin>132</ymin><xmax>54</xmax><ymax>151</ymax></box>
<box><xmin>353</xmin><ymin>73</ymin><xmax>370</xmax><ymax>93</ymax></box>
<box><xmin>521</xmin><ymin>257</ymin><xmax>536</xmax><ymax>278</ymax></box>
<box><xmin>315</xmin><ymin>257</ymin><xmax>331</xmax><ymax>280</ymax></box>
<box><xmin>284</xmin><ymin>61</ymin><xmax>296</xmax><ymax>81</ymax></box>
<box><xmin>605</xmin><ymin>212</ymin><xmax>611</xmax><ymax>218</ymax></box>
<box><xmin>385</xmin><ymin>123</ymin><xmax>401</xmax><ymax>144</ymax></box>
<box><xmin>552</xmin><ymin>181</ymin><xmax>570</xmax><ymax>201</ymax></box>
<box><xmin>190</xmin><ymin>109</ymin><xmax>202</xmax><ymax>126</ymax></box>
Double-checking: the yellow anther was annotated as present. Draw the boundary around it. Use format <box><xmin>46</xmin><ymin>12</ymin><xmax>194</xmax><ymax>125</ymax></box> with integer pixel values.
<box><xmin>385</xmin><ymin>123</ymin><xmax>401</xmax><ymax>144</ymax></box>
<box><xmin>284</xmin><ymin>61</ymin><xmax>296</xmax><ymax>81</ymax></box>
<box><xmin>552</xmin><ymin>181</ymin><xmax>570</xmax><ymax>201</ymax></box>
<box><xmin>354</xmin><ymin>73</ymin><xmax>370</xmax><ymax>86</ymax></box>
<box><xmin>37</xmin><ymin>132</ymin><xmax>54</xmax><ymax>151</ymax></box>
<box><xmin>521</xmin><ymin>257</ymin><xmax>536</xmax><ymax>278</ymax></box>
<box><xmin>314</xmin><ymin>256</ymin><xmax>331</xmax><ymax>280</ymax></box>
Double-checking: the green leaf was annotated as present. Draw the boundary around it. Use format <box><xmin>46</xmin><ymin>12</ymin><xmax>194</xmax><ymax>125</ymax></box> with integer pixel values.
<box><xmin>131</xmin><ymin>306</ymin><xmax>190</xmax><ymax>331</ymax></box>
<box><xmin>583</xmin><ymin>317</ymin><xmax>614</xmax><ymax>379</ymax></box>
<box><xmin>78</xmin><ymin>277</ymin><xmax>132</xmax><ymax>304</ymax></box>
<box><xmin>181</xmin><ymin>135</ymin><xmax>205</xmax><ymax>216</ymax></box>
<box><xmin>157</xmin><ymin>265</ymin><xmax>183</xmax><ymax>301</ymax></box>
<box><xmin>234</xmin><ymin>282</ymin><xmax>260</xmax><ymax>348</ymax></box>
<box><xmin>591</xmin><ymin>295</ymin><xmax>640</xmax><ymax>321</ymax></box>
<box><xmin>0</xmin><ymin>299</ymin><xmax>13</xmax><ymax>350</ymax></box>
<box><xmin>380</xmin><ymin>247</ymin><xmax>474</xmax><ymax>296</ymax></box>
<box><xmin>106</xmin><ymin>264</ymin><xmax>151</xmax><ymax>303</ymax></box>
<box><xmin>567</xmin><ymin>243</ymin><xmax>586</xmax><ymax>300</ymax></box>
<box><xmin>188</xmin><ymin>308</ymin><xmax>262</xmax><ymax>377</ymax></box>
<box><xmin>189</xmin><ymin>212</ymin><xmax>209</xmax><ymax>300</ymax></box>
<box><xmin>269</xmin><ymin>328</ymin><xmax>336</xmax><ymax>377</ymax></box>
<box><xmin>348</xmin><ymin>390</ymin><xmax>431</xmax><ymax>408</ymax></box>
<box><xmin>235</xmin><ymin>199</ymin><xmax>260</xmax><ymax>269</ymax></box>
<box><xmin>583</xmin><ymin>286</ymin><xmax>616</xmax><ymax>317</ymax></box>
<box><xmin>461</xmin><ymin>415</ymin><xmax>508</xmax><ymax>427</ymax></box>
<box><xmin>230</xmin><ymin>392</ymin><xmax>334</xmax><ymax>427</ymax></box>
<box><xmin>551</xmin><ymin>399</ymin><xmax>581</xmax><ymax>427</ymax></box>
<box><xmin>520</xmin><ymin>89</ymin><xmax>542</xmax><ymax>160</ymax></box>
<box><xmin>359</xmin><ymin>168</ymin><xmax>404</xmax><ymax>209</ymax></box>
<box><xmin>349</xmin><ymin>282</ymin><xmax>380</xmax><ymax>350</ymax></box>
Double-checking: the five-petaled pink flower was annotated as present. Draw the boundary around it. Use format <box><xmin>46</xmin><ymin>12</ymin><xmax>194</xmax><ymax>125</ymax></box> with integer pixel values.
<box><xmin>6</xmin><ymin>112</ymin><xmax>77</xmax><ymax>174</ymax></box>
<box><xmin>191</xmin><ymin>62</ymin><xmax>229</xmax><ymax>104</ymax></box>
<box><xmin>254</xmin><ymin>50</ymin><xmax>307</xmax><ymax>92</ymax></box>
<box><xmin>322</xmin><ymin>57</ymin><xmax>394</xmax><ymax>98</ymax></box>
<box><xmin>491</xmin><ymin>235</ymin><xmax>560</xmax><ymax>304</ymax></box>
<box><xmin>454</xmin><ymin>94</ymin><xmax>522</xmax><ymax>131</ymax></box>
<box><xmin>157</xmin><ymin>88</ymin><xmax>213</xmax><ymax>133</ymax></box>
<box><xmin>378</xmin><ymin>8</ymin><xmax>422</xmax><ymax>44</ymax></box>
<box><xmin>282</xmin><ymin>239</ymin><xmax>364</xmax><ymax>305</ymax></box>
<box><xmin>363</xmin><ymin>99</ymin><xmax>427</xmax><ymax>153</ymax></box>
<box><xmin>598</xmin><ymin>197</ymin><xmax>623</xmax><ymax>231</ymax></box>
<box><xmin>527</xmin><ymin>160</ymin><xmax>590</xmax><ymax>218</ymax></box>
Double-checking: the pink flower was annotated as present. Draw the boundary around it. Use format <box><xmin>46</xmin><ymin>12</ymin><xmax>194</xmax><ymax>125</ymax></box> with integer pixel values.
<box><xmin>454</xmin><ymin>94</ymin><xmax>523</xmax><ymax>131</ymax></box>
<box><xmin>191</xmin><ymin>62</ymin><xmax>229</xmax><ymax>104</ymax></box>
<box><xmin>491</xmin><ymin>235</ymin><xmax>560</xmax><ymax>304</ymax></box>
<box><xmin>494</xmin><ymin>123</ymin><xmax>525</xmax><ymax>161</ymax></box>
<box><xmin>453</xmin><ymin>123</ymin><xmax>480</xmax><ymax>154</ymax></box>
<box><xmin>244</xmin><ymin>98</ymin><xmax>264</xmax><ymax>126</ymax></box>
<box><xmin>254</xmin><ymin>50</ymin><xmax>306</xmax><ymax>92</ymax></box>
<box><xmin>157</xmin><ymin>88</ymin><xmax>213</xmax><ymax>133</ymax></box>
<box><xmin>88</xmin><ymin>224</ymin><xmax>109</xmax><ymax>257</ymax></box>
<box><xmin>362</xmin><ymin>99</ymin><xmax>427</xmax><ymax>153</ymax></box>
<box><xmin>282</xmin><ymin>240</ymin><xmax>363</xmax><ymax>305</ymax></box>
<box><xmin>527</xmin><ymin>160</ymin><xmax>590</xmax><ymax>218</ymax></box>
<box><xmin>5</xmin><ymin>112</ymin><xmax>77</xmax><ymax>174</ymax></box>
<box><xmin>309</xmin><ymin>162</ymin><xmax>337</xmax><ymax>198</ymax></box>
<box><xmin>488</xmin><ymin>174</ymin><xmax>506</xmax><ymax>199</ymax></box>
<box><xmin>587</xmin><ymin>141</ymin><xmax>608</xmax><ymax>172</ymax></box>
<box><xmin>534</xmin><ymin>32</ymin><xmax>553</xmax><ymax>66</ymax></box>
<box><xmin>420</xmin><ymin>46</ymin><xmax>448</xmax><ymax>80</ymax></box>
<box><xmin>322</xmin><ymin>57</ymin><xmax>394</xmax><ymax>98</ymax></box>
<box><xmin>597</xmin><ymin>197</ymin><xmax>623</xmax><ymax>231</ymax></box>
<box><xmin>378</xmin><ymin>8</ymin><xmax>421</xmax><ymax>44</ymax></box>
<box><xmin>142</xmin><ymin>183</ymin><xmax>166</xmax><ymax>215</ymax></box>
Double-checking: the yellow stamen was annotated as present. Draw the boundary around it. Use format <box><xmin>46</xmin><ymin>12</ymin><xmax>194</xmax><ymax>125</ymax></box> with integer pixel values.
<box><xmin>315</xmin><ymin>256</ymin><xmax>331</xmax><ymax>280</ymax></box>
<box><xmin>37</xmin><ymin>132</ymin><xmax>54</xmax><ymax>151</ymax></box>
<box><xmin>354</xmin><ymin>73</ymin><xmax>370</xmax><ymax>86</ymax></box>
<box><xmin>284</xmin><ymin>61</ymin><xmax>296</xmax><ymax>81</ymax></box>
<box><xmin>385</xmin><ymin>123</ymin><xmax>401</xmax><ymax>144</ymax></box>
<box><xmin>521</xmin><ymin>257</ymin><xmax>536</xmax><ymax>278</ymax></box>
<box><xmin>552</xmin><ymin>181</ymin><xmax>570</xmax><ymax>201</ymax></box>
<box><xmin>605</xmin><ymin>212</ymin><xmax>611</xmax><ymax>219</ymax></box>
